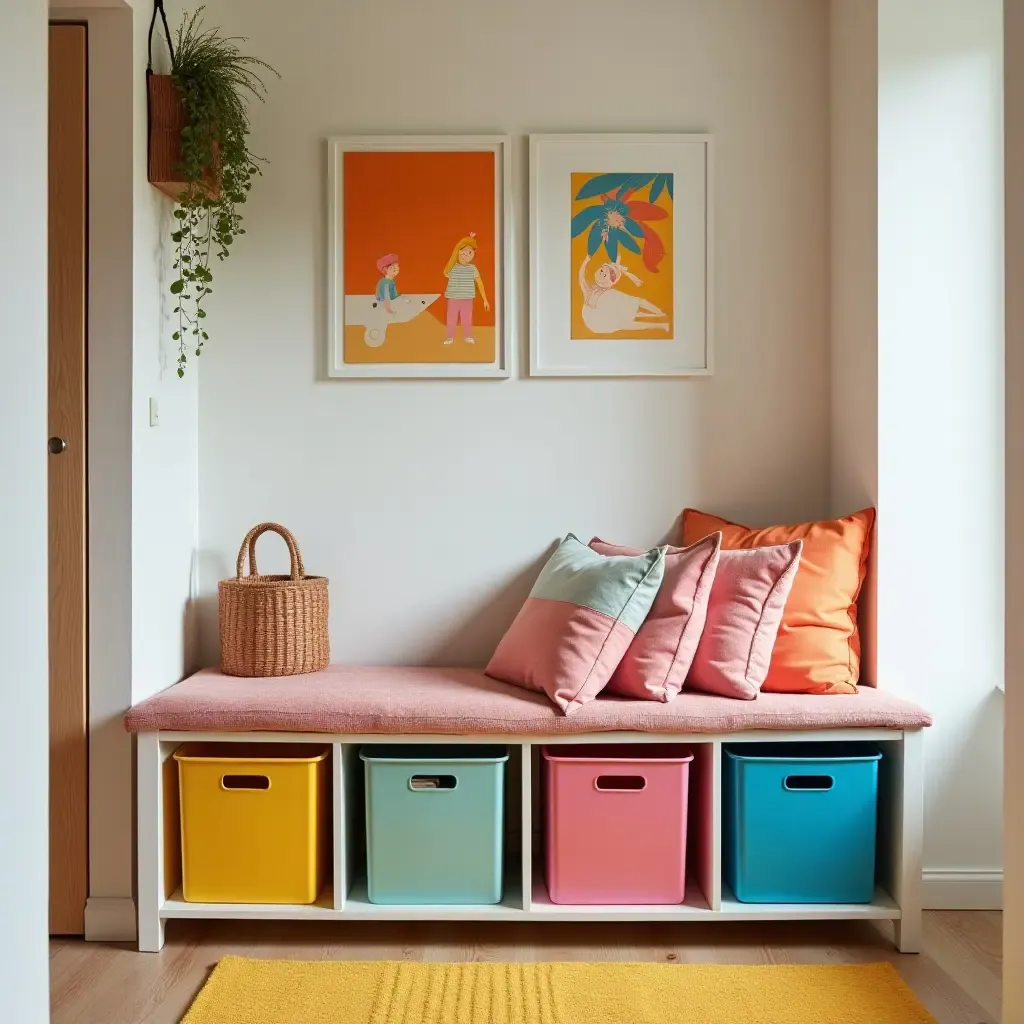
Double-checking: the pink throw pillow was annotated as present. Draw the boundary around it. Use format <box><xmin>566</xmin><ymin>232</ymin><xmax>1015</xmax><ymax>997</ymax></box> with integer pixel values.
<box><xmin>589</xmin><ymin>534</ymin><xmax>722</xmax><ymax>701</ymax></box>
<box><xmin>686</xmin><ymin>541</ymin><xmax>803</xmax><ymax>700</ymax></box>
<box><xmin>486</xmin><ymin>535</ymin><xmax>666</xmax><ymax>714</ymax></box>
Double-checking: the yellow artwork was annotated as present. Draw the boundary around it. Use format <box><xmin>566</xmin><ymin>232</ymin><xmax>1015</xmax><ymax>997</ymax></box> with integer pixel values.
<box><xmin>570</xmin><ymin>172</ymin><xmax>674</xmax><ymax>340</ymax></box>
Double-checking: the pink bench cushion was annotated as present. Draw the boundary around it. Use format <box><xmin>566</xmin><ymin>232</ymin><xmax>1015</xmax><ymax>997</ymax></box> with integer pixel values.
<box><xmin>124</xmin><ymin>666</ymin><xmax>932</xmax><ymax>735</ymax></box>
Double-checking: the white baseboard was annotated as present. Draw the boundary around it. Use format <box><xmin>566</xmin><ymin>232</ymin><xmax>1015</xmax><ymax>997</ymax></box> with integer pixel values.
<box><xmin>922</xmin><ymin>869</ymin><xmax>1003</xmax><ymax>910</ymax></box>
<box><xmin>84</xmin><ymin>896</ymin><xmax>137</xmax><ymax>942</ymax></box>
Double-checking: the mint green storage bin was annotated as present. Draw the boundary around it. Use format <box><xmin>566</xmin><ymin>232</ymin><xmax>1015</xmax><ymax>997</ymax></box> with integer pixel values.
<box><xmin>361</xmin><ymin>745</ymin><xmax>508</xmax><ymax>905</ymax></box>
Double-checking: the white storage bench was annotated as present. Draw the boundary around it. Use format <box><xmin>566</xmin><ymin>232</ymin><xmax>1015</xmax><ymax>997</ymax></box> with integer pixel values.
<box><xmin>125</xmin><ymin>666</ymin><xmax>932</xmax><ymax>954</ymax></box>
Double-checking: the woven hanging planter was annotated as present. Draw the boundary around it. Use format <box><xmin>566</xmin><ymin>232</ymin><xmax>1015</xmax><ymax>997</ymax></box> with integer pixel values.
<box><xmin>145</xmin><ymin>0</ymin><xmax>220</xmax><ymax>201</ymax></box>
<box><xmin>147</xmin><ymin>75</ymin><xmax>221</xmax><ymax>201</ymax></box>
<box><xmin>219</xmin><ymin>523</ymin><xmax>330</xmax><ymax>677</ymax></box>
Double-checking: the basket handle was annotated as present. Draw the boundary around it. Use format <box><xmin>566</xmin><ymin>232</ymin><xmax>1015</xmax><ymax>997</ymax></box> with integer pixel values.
<box><xmin>236</xmin><ymin>523</ymin><xmax>306</xmax><ymax>581</ymax></box>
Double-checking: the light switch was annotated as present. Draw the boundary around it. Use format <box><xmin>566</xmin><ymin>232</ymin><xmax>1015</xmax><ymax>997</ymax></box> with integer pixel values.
<box><xmin>149</xmin><ymin>397</ymin><xmax>160</xmax><ymax>427</ymax></box>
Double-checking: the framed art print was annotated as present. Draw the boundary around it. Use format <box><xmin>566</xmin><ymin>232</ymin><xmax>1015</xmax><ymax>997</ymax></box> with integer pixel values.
<box><xmin>529</xmin><ymin>134</ymin><xmax>713</xmax><ymax>376</ymax></box>
<box><xmin>328</xmin><ymin>135</ymin><xmax>513</xmax><ymax>378</ymax></box>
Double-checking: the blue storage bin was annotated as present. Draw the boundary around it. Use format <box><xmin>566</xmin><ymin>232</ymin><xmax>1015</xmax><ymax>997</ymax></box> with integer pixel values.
<box><xmin>361</xmin><ymin>745</ymin><xmax>508</xmax><ymax>905</ymax></box>
<box><xmin>724</xmin><ymin>743</ymin><xmax>882</xmax><ymax>904</ymax></box>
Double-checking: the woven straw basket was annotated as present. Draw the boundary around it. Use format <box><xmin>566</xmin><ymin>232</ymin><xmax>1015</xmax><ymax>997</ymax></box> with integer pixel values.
<box><xmin>218</xmin><ymin>523</ymin><xmax>330</xmax><ymax>677</ymax></box>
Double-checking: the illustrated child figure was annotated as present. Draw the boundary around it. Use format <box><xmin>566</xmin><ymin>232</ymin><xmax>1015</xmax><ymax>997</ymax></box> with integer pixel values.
<box><xmin>375</xmin><ymin>253</ymin><xmax>403</xmax><ymax>315</ymax></box>
<box><xmin>442</xmin><ymin>232</ymin><xmax>490</xmax><ymax>345</ymax></box>
<box><xmin>578</xmin><ymin>252</ymin><xmax>669</xmax><ymax>334</ymax></box>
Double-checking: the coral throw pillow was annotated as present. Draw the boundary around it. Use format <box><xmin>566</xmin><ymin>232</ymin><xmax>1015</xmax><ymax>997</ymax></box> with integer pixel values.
<box><xmin>687</xmin><ymin>542</ymin><xmax>803</xmax><ymax>700</ymax></box>
<box><xmin>589</xmin><ymin>534</ymin><xmax>721</xmax><ymax>702</ymax></box>
<box><xmin>682</xmin><ymin>508</ymin><xmax>875</xmax><ymax>694</ymax></box>
<box><xmin>486</xmin><ymin>535</ymin><xmax>665</xmax><ymax>714</ymax></box>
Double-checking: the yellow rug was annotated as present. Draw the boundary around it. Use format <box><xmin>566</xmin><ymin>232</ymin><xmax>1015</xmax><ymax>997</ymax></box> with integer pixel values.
<box><xmin>181</xmin><ymin>958</ymin><xmax>937</xmax><ymax>1023</ymax></box>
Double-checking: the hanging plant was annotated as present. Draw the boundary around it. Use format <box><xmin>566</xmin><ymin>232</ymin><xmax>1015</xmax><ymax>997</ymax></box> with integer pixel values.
<box><xmin>148</xmin><ymin>5</ymin><xmax>278</xmax><ymax>377</ymax></box>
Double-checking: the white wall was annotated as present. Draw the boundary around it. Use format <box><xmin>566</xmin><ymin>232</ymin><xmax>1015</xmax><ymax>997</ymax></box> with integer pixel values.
<box><xmin>196</xmin><ymin>0</ymin><xmax>832</xmax><ymax>668</ymax></box>
<box><xmin>877</xmin><ymin>0</ymin><xmax>1004</xmax><ymax>906</ymax></box>
<box><xmin>0</xmin><ymin>0</ymin><xmax>51</xmax><ymax>1017</ymax></box>
<box><xmin>84</xmin><ymin>0</ymin><xmax>136</xmax><ymax>928</ymax></box>
<box><xmin>131</xmin><ymin>0</ymin><xmax>200</xmax><ymax>705</ymax></box>
<box><xmin>829</xmin><ymin>0</ymin><xmax>878</xmax><ymax>684</ymax></box>
<box><xmin>1003</xmin><ymin>0</ymin><xmax>1024</xmax><ymax>1013</ymax></box>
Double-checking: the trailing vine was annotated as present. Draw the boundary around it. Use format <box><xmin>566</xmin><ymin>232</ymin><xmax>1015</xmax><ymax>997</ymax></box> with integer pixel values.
<box><xmin>167</xmin><ymin>8</ymin><xmax>278</xmax><ymax>377</ymax></box>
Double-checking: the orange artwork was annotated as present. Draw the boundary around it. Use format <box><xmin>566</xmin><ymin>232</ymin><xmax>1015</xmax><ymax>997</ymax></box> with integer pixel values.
<box><xmin>342</xmin><ymin>150</ymin><xmax>497</xmax><ymax>364</ymax></box>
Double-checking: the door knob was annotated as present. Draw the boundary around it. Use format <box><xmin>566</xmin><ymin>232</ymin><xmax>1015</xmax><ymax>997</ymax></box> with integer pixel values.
<box><xmin>48</xmin><ymin>437</ymin><xmax>67</xmax><ymax>455</ymax></box>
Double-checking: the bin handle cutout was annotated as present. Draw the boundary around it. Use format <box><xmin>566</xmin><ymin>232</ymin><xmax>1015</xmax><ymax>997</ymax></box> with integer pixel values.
<box><xmin>594</xmin><ymin>774</ymin><xmax>647</xmax><ymax>792</ymax></box>
<box><xmin>409</xmin><ymin>774</ymin><xmax>457</xmax><ymax>791</ymax></box>
<box><xmin>221</xmin><ymin>774</ymin><xmax>271</xmax><ymax>791</ymax></box>
<box><xmin>784</xmin><ymin>774</ymin><xmax>834</xmax><ymax>791</ymax></box>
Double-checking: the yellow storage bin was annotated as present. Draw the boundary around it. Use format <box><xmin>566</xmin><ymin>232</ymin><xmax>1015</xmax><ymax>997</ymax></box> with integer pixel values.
<box><xmin>174</xmin><ymin>743</ymin><xmax>330</xmax><ymax>904</ymax></box>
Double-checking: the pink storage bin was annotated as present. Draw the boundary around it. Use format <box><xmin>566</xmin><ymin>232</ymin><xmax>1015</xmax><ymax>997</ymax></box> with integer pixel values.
<box><xmin>543</xmin><ymin>744</ymin><xmax>694</xmax><ymax>905</ymax></box>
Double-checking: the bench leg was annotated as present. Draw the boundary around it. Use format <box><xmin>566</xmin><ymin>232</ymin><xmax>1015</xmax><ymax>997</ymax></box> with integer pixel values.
<box><xmin>137</xmin><ymin>733</ymin><xmax>166</xmax><ymax>952</ymax></box>
<box><xmin>139</xmin><ymin>914</ymin><xmax>165</xmax><ymax>954</ymax></box>
<box><xmin>894</xmin><ymin>913</ymin><xmax>921</xmax><ymax>954</ymax></box>
<box><xmin>893</xmin><ymin>729</ymin><xmax>925</xmax><ymax>954</ymax></box>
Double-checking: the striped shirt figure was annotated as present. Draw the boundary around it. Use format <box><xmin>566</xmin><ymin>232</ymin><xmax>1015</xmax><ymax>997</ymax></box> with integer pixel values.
<box><xmin>445</xmin><ymin>263</ymin><xmax>478</xmax><ymax>299</ymax></box>
<box><xmin>442</xmin><ymin>232</ymin><xmax>489</xmax><ymax>345</ymax></box>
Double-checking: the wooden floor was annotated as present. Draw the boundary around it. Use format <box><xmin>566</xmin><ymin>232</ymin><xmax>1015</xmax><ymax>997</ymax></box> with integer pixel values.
<box><xmin>50</xmin><ymin>912</ymin><xmax>1001</xmax><ymax>1024</ymax></box>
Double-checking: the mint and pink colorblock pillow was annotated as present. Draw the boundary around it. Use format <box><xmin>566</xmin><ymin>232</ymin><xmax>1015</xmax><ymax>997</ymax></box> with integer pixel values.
<box><xmin>589</xmin><ymin>534</ymin><xmax>722</xmax><ymax>702</ymax></box>
<box><xmin>686</xmin><ymin>541</ymin><xmax>803</xmax><ymax>700</ymax></box>
<box><xmin>485</xmin><ymin>535</ymin><xmax>665</xmax><ymax>714</ymax></box>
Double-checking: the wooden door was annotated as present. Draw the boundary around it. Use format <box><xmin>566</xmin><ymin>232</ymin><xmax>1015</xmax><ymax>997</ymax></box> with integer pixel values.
<box><xmin>48</xmin><ymin>23</ymin><xmax>88</xmax><ymax>936</ymax></box>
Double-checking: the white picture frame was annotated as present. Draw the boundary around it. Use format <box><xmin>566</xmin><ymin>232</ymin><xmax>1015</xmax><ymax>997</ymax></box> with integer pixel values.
<box><xmin>327</xmin><ymin>135</ymin><xmax>513</xmax><ymax>379</ymax></box>
<box><xmin>529</xmin><ymin>133</ymin><xmax>714</xmax><ymax>377</ymax></box>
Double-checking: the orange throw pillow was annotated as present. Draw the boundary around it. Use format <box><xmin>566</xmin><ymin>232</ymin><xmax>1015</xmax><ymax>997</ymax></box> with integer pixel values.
<box><xmin>681</xmin><ymin>508</ymin><xmax>875</xmax><ymax>694</ymax></box>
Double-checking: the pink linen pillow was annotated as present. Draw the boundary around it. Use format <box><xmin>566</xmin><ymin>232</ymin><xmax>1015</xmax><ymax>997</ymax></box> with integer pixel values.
<box><xmin>686</xmin><ymin>541</ymin><xmax>803</xmax><ymax>700</ymax></box>
<box><xmin>485</xmin><ymin>534</ymin><xmax>665</xmax><ymax>714</ymax></box>
<box><xmin>589</xmin><ymin>534</ymin><xmax>722</xmax><ymax>701</ymax></box>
